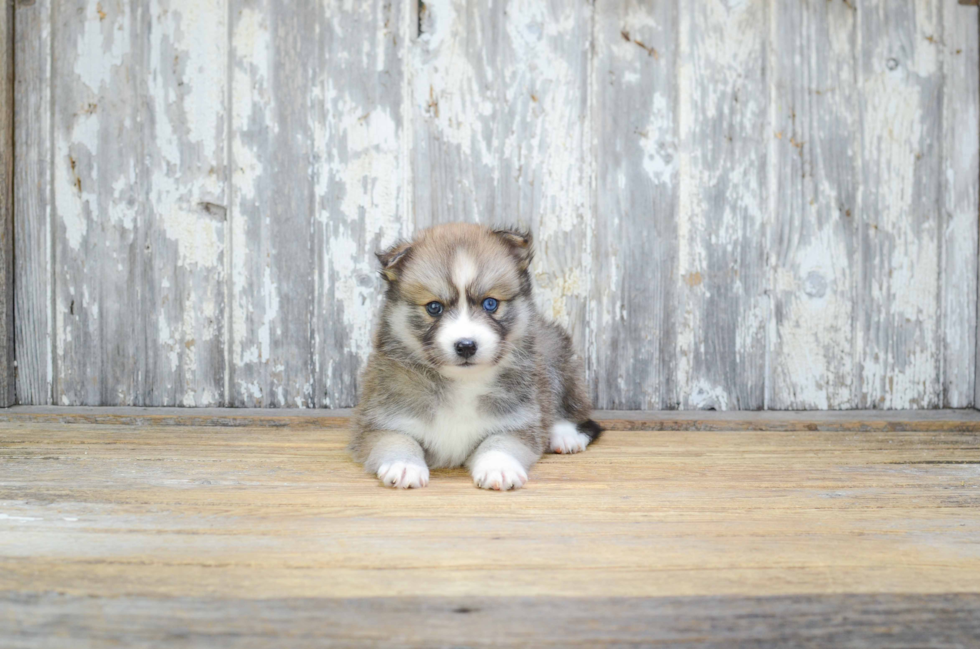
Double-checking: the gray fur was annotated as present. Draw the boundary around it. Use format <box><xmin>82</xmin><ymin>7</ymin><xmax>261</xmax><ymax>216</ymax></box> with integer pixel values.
<box><xmin>350</xmin><ymin>224</ymin><xmax>599</xmax><ymax>489</ymax></box>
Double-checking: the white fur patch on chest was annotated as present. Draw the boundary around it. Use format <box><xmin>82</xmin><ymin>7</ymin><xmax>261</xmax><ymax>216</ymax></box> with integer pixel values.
<box><xmin>387</xmin><ymin>368</ymin><xmax>537</xmax><ymax>468</ymax></box>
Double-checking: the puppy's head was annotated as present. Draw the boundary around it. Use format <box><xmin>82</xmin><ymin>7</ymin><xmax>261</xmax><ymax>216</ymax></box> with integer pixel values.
<box><xmin>376</xmin><ymin>223</ymin><xmax>534</xmax><ymax>375</ymax></box>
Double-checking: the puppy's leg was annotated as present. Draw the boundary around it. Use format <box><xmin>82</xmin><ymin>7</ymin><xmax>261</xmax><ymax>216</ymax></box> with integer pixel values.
<box><xmin>357</xmin><ymin>431</ymin><xmax>429</xmax><ymax>489</ymax></box>
<box><xmin>467</xmin><ymin>433</ymin><xmax>540</xmax><ymax>491</ymax></box>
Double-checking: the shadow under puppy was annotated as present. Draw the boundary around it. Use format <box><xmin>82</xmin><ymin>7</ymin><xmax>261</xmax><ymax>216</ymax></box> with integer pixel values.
<box><xmin>350</xmin><ymin>223</ymin><xmax>602</xmax><ymax>490</ymax></box>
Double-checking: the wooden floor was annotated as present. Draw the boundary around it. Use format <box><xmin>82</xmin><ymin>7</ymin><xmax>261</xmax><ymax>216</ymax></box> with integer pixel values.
<box><xmin>2</xmin><ymin>411</ymin><xmax>979</xmax><ymax>647</ymax></box>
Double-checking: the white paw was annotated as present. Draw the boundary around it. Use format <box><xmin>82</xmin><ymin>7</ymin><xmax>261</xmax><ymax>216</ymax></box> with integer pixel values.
<box><xmin>377</xmin><ymin>460</ymin><xmax>429</xmax><ymax>489</ymax></box>
<box><xmin>550</xmin><ymin>421</ymin><xmax>591</xmax><ymax>454</ymax></box>
<box><xmin>471</xmin><ymin>451</ymin><xmax>528</xmax><ymax>491</ymax></box>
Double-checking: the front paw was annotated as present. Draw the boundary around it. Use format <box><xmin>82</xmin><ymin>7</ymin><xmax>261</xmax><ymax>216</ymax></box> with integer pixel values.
<box><xmin>377</xmin><ymin>460</ymin><xmax>429</xmax><ymax>489</ymax></box>
<box><xmin>471</xmin><ymin>451</ymin><xmax>528</xmax><ymax>491</ymax></box>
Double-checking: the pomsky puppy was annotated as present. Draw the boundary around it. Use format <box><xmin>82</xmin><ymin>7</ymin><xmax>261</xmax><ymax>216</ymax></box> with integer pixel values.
<box><xmin>350</xmin><ymin>223</ymin><xmax>602</xmax><ymax>490</ymax></box>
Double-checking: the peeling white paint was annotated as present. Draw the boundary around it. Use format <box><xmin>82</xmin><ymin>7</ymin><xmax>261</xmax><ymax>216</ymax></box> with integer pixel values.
<box><xmin>499</xmin><ymin>1</ymin><xmax>591</xmax><ymax>337</ymax></box>
<box><xmin>640</xmin><ymin>94</ymin><xmax>676</xmax><ymax>187</ymax></box>
<box><xmin>158</xmin><ymin>311</ymin><xmax>179</xmax><ymax>373</ymax></box>
<box><xmin>55</xmin><ymin>114</ymin><xmax>100</xmax><ymax>250</ymax></box>
<box><xmin>257</xmin><ymin>264</ymin><xmax>279</xmax><ymax>364</ymax></box>
<box><xmin>159</xmin><ymin>209</ymin><xmax>223</xmax><ymax>269</ymax></box>
<box><xmin>173</xmin><ymin>3</ymin><xmax>226</xmax><ymax>153</ymax></box>
<box><xmin>136</xmin><ymin>0</ymin><xmax>230</xmax><ymax>406</ymax></box>
<box><xmin>22</xmin><ymin>0</ymin><xmax>980</xmax><ymax>409</ymax></box>
<box><xmin>688</xmin><ymin>379</ymin><xmax>730</xmax><ymax>410</ymax></box>
<box><xmin>414</xmin><ymin>0</ymin><xmax>494</xmax><ymax>162</ymax></box>
<box><xmin>942</xmin><ymin>0</ymin><xmax>980</xmax><ymax>408</ymax></box>
<box><xmin>857</xmin><ymin>0</ymin><xmax>944</xmax><ymax>409</ymax></box>
<box><xmin>230</xmin><ymin>2</ymin><xmax>272</xmax><ymax>395</ymax></box>
<box><xmin>74</xmin><ymin>4</ymin><xmax>130</xmax><ymax>94</ymax></box>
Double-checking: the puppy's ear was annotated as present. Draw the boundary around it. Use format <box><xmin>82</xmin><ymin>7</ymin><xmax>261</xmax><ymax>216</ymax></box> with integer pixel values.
<box><xmin>493</xmin><ymin>227</ymin><xmax>534</xmax><ymax>271</ymax></box>
<box><xmin>376</xmin><ymin>240</ymin><xmax>412</xmax><ymax>282</ymax></box>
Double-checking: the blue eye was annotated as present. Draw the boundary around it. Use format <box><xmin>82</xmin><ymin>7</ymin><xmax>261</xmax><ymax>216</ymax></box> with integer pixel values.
<box><xmin>425</xmin><ymin>301</ymin><xmax>443</xmax><ymax>316</ymax></box>
<box><xmin>482</xmin><ymin>297</ymin><xmax>499</xmax><ymax>313</ymax></box>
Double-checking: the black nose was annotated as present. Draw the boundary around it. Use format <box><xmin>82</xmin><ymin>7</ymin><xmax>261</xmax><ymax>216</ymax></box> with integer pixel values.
<box><xmin>455</xmin><ymin>339</ymin><xmax>478</xmax><ymax>359</ymax></box>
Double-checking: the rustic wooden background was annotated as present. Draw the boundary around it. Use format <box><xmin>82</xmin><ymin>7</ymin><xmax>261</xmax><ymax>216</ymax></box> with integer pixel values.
<box><xmin>12</xmin><ymin>0</ymin><xmax>980</xmax><ymax>410</ymax></box>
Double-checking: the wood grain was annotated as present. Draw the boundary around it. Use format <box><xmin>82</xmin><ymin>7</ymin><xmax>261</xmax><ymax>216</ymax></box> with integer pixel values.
<box><xmin>675</xmin><ymin>1</ymin><xmax>769</xmax><ymax>410</ymax></box>
<box><xmin>769</xmin><ymin>0</ymin><xmax>859</xmax><ymax>409</ymax></box>
<box><xmin>51</xmin><ymin>0</ymin><xmax>145</xmax><ymax>405</ymax></box>
<box><xmin>13</xmin><ymin>0</ymin><xmax>52</xmax><ymax>405</ymax></box>
<box><xmin>858</xmin><ymin>0</ymin><xmax>945</xmax><ymax>409</ymax></box>
<box><xmin>942</xmin><ymin>0</ymin><xmax>979</xmax><ymax>407</ymax></box>
<box><xmin>0</xmin><ymin>0</ymin><xmax>13</xmax><ymax>407</ymax></box>
<box><xmin>4</xmin><ymin>593</ymin><xmax>980</xmax><ymax>648</ymax></box>
<box><xmin>229</xmin><ymin>0</ymin><xmax>318</xmax><ymax>407</ymax></box>
<box><xmin>10</xmin><ymin>0</ymin><xmax>980</xmax><ymax>410</ymax></box>
<box><xmin>591</xmin><ymin>0</ymin><xmax>678</xmax><ymax>409</ymax></box>
<box><xmin>0</xmin><ymin>420</ymin><xmax>979</xmax><ymax>645</ymax></box>
<box><xmin>142</xmin><ymin>0</ymin><xmax>229</xmax><ymax>407</ymax></box>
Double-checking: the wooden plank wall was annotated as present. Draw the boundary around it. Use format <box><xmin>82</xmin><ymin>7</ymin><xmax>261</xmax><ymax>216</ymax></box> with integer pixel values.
<box><xmin>11</xmin><ymin>0</ymin><xmax>980</xmax><ymax>410</ymax></box>
<box><xmin>0</xmin><ymin>0</ymin><xmax>13</xmax><ymax>406</ymax></box>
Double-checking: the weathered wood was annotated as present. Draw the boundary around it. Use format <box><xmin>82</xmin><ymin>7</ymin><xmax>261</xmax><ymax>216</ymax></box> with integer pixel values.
<box><xmin>3</xmin><ymin>405</ymin><xmax>980</xmax><ymax>432</ymax></box>
<box><xmin>51</xmin><ymin>0</ymin><xmax>144</xmax><ymax>405</ymax></box>
<box><xmin>313</xmin><ymin>0</ymin><xmax>410</xmax><ymax>409</ymax></box>
<box><xmin>412</xmin><ymin>0</ymin><xmax>504</xmax><ymax>226</ymax></box>
<box><xmin>10</xmin><ymin>0</ymin><xmax>980</xmax><ymax>410</ymax></box>
<box><xmin>594</xmin><ymin>407</ymin><xmax>980</xmax><ymax>432</ymax></box>
<box><xmin>4</xmin><ymin>593</ymin><xmax>980</xmax><ymax>648</ymax></box>
<box><xmin>0</xmin><ymin>422</ymin><xmax>978</xmax><ymax>628</ymax></box>
<box><xmin>229</xmin><ymin>0</ymin><xmax>318</xmax><ymax>406</ymax></box>
<box><xmin>675</xmin><ymin>1</ymin><xmax>769</xmax><ymax>410</ymax></box>
<box><xmin>0</xmin><ymin>0</ymin><xmax>14</xmax><ymax>406</ymax></box>
<box><xmin>858</xmin><ymin>0</ymin><xmax>945</xmax><ymax>408</ymax></box>
<box><xmin>769</xmin><ymin>0</ymin><xmax>859</xmax><ymax>409</ymax></box>
<box><xmin>942</xmin><ymin>0</ymin><xmax>979</xmax><ymax>407</ymax></box>
<box><xmin>142</xmin><ymin>0</ymin><xmax>229</xmax><ymax>406</ymax></box>
<box><xmin>0</xmin><ymin>405</ymin><xmax>353</xmax><ymax>428</ymax></box>
<box><xmin>413</xmin><ymin>0</ymin><xmax>593</xmax><ymax>347</ymax></box>
<box><xmin>591</xmin><ymin>0</ymin><xmax>678</xmax><ymax>409</ymax></box>
<box><xmin>13</xmin><ymin>0</ymin><xmax>52</xmax><ymax>405</ymax></box>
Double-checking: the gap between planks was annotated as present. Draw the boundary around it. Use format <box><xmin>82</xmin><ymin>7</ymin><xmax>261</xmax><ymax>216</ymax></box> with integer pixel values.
<box><xmin>1</xmin><ymin>406</ymin><xmax>980</xmax><ymax>432</ymax></box>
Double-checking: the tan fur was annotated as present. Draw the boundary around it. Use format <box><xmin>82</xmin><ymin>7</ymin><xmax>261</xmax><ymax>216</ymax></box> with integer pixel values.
<box><xmin>350</xmin><ymin>224</ymin><xmax>600</xmax><ymax>490</ymax></box>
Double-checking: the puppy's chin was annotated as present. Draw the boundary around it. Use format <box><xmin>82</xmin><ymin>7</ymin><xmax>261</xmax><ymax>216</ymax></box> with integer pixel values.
<box><xmin>438</xmin><ymin>362</ymin><xmax>499</xmax><ymax>381</ymax></box>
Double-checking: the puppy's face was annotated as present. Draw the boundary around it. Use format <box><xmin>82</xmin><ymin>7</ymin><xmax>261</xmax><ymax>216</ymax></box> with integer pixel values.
<box><xmin>377</xmin><ymin>224</ymin><xmax>533</xmax><ymax>374</ymax></box>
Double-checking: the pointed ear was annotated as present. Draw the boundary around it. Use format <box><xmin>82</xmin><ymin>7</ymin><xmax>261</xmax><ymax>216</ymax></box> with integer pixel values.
<box><xmin>375</xmin><ymin>240</ymin><xmax>412</xmax><ymax>281</ymax></box>
<box><xmin>493</xmin><ymin>227</ymin><xmax>533</xmax><ymax>271</ymax></box>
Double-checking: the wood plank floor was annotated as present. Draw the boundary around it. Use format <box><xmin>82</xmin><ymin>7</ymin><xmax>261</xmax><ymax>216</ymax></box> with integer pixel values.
<box><xmin>1</xmin><ymin>414</ymin><xmax>979</xmax><ymax>646</ymax></box>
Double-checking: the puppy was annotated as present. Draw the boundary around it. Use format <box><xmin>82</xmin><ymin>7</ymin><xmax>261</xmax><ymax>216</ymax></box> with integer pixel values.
<box><xmin>350</xmin><ymin>223</ymin><xmax>602</xmax><ymax>490</ymax></box>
